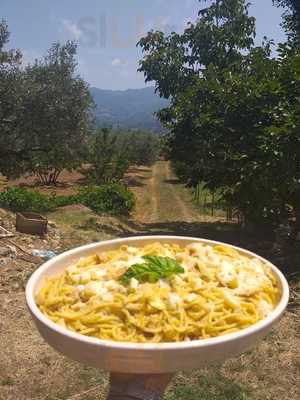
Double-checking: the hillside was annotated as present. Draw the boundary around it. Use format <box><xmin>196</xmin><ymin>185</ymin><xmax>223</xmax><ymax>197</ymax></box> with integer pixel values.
<box><xmin>90</xmin><ymin>87</ymin><xmax>169</xmax><ymax>131</ymax></box>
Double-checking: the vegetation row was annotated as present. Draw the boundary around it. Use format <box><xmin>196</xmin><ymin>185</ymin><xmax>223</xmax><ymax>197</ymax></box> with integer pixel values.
<box><xmin>0</xmin><ymin>185</ymin><xmax>135</xmax><ymax>216</ymax></box>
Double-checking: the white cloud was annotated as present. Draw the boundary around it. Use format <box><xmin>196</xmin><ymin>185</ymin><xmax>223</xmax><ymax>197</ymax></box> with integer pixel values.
<box><xmin>111</xmin><ymin>58</ymin><xmax>121</xmax><ymax>66</ymax></box>
<box><xmin>111</xmin><ymin>58</ymin><xmax>129</xmax><ymax>67</ymax></box>
<box><xmin>62</xmin><ymin>19</ymin><xmax>82</xmax><ymax>40</ymax></box>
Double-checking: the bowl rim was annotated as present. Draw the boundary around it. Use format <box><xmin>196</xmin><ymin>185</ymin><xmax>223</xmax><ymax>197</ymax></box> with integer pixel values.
<box><xmin>26</xmin><ymin>235</ymin><xmax>289</xmax><ymax>351</ymax></box>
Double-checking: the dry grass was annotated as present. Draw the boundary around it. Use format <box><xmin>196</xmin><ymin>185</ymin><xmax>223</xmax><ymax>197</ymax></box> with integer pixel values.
<box><xmin>1</xmin><ymin>289</ymin><xmax>298</xmax><ymax>400</ymax></box>
<box><xmin>0</xmin><ymin>291</ymin><xmax>108</xmax><ymax>400</ymax></box>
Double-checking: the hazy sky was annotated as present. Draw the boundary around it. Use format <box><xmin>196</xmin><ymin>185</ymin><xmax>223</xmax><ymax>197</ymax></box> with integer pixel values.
<box><xmin>2</xmin><ymin>0</ymin><xmax>286</xmax><ymax>90</ymax></box>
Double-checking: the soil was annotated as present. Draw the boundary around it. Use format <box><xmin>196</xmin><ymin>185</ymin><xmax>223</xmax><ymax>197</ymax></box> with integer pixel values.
<box><xmin>0</xmin><ymin>169</ymin><xmax>86</xmax><ymax>196</ymax></box>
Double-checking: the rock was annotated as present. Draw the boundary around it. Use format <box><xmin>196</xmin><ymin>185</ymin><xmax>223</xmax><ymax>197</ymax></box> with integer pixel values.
<box><xmin>0</xmin><ymin>257</ymin><xmax>10</xmax><ymax>266</ymax></box>
<box><xmin>0</xmin><ymin>246</ymin><xmax>11</xmax><ymax>257</ymax></box>
<box><xmin>7</xmin><ymin>245</ymin><xmax>17</xmax><ymax>257</ymax></box>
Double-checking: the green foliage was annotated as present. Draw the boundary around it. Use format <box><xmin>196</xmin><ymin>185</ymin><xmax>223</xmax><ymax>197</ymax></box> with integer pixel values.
<box><xmin>22</xmin><ymin>42</ymin><xmax>94</xmax><ymax>185</ymax></box>
<box><xmin>120</xmin><ymin>256</ymin><xmax>184</xmax><ymax>284</ymax></box>
<box><xmin>0</xmin><ymin>184</ymin><xmax>134</xmax><ymax>216</ymax></box>
<box><xmin>0</xmin><ymin>21</ymin><xmax>94</xmax><ymax>184</ymax></box>
<box><xmin>122</xmin><ymin>131</ymin><xmax>161</xmax><ymax>166</ymax></box>
<box><xmin>85</xmin><ymin>127</ymin><xmax>161</xmax><ymax>185</ymax></box>
<box><xmin>85</xmin><ymin>128</ymin><xmax>129</xmax><ymax>185</ymax></box>
<box><xmin>0</xmin><ymin>187</ymin><xmax>54</xmax><ymax>213</ymax></box>
<box><xmin>78</xmin><ymin>184</ymin><xmax>135</xmax><ymax>215</ymax></box>
<box><xmin>0</xmin><ymin>19</ymin><xmax>21</xmax><ymax>64</ymax></box>
<box><xmin>138</xmin><ymin>0</ymin><xmax>300</xmax><ymax>229</ymax></box>
<box><xmin>0</xmin><ymin>20</ymin><xmax>24</xmax><ymax>178</ymax></box>
<box><xmin>0</xmin><ymin>188</ymin><xmax>78</xmax><ymax>213</ymax></box>
<box><xmin>138</xmin><ymin>0</ymin><xmax>256</xmax><ymax>99</ymax></box>
<box><xmin>274</xmin><ymin>0</ymin><xmax>300</xmax><ymax>45</ymax></box>
<box><xmin>51</xmin><ymin>195</ymin><xmax>79</xmax><ymax>208</ymax></box>
<box><xmin>193</xmin><ymin>182</ymin><xmax>225</xmax><ymax>218</ymax></box>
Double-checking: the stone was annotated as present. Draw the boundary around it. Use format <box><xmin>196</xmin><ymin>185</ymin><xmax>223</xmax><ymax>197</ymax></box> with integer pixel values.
<box><xmin>48</xmin><ymin>220</ymin><xmax>57</xmax><ymax>228</ymax></box>
<box><xmin>0</xmin><ymin>246</ymin><xmax>11</xmax><ymax>257</ymax></box>
<box><xmin>0</xmin><ymin>257</ymin><xmax>10</xmax><ymax>266</ymax></box>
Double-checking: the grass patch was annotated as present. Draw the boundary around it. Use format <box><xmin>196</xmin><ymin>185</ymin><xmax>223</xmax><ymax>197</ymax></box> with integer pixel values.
<box><xmin>193</xmin><ymin>182</ymin><xmax>227</xmax><ymax>218</ymax></box>
<box><xmin>49</xmin><ymin>209</ymin><xmax>95</xmax><ymax>227</ymax></box>
<box><xmin>76</xmin><ymin>216</ymin><xmax>99</xmax><ymax>231</ymax></box>
<box><xmin>77</xmin><ymin>366</ymin><xmax>107</xmax><ymax>389</ymax></box>
<box><xmin>48</xmin><ymin>208</ymin><xmax>112</xmax><ymax>248</ymax></box>
<box><xmin>0</xmin><ymin>377</ymin><xmax>15</xmax><ymax>386</ymax></box>
<box><xmin>166</xmin><ymin>371</ymin><xmax>252</xmax><ymax>400</ymax></box>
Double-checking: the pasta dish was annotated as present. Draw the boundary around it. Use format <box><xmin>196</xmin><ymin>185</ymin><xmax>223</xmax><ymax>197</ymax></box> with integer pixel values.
<box><xmin>36</xmin><ymin>242</ymin><xmax>279</xmax><ymax>343</ymax></box>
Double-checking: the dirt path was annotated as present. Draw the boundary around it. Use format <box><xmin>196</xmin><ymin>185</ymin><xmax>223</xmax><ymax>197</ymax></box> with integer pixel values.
<box><xmin>163</xmin><ymin>161</ymin><xmax>196</xmax><ymax>223</ymax></box>
<box><xmin>145</xmin><ymin>162</ymin><xmax>159</xmax><ymax>223</ymax></box>
<box><xmin>132</xmin><ymin>161</ymin><xmax>202</xmax><ymax>225</ymax></box>
<box><xmin>128</xmin><ymin>161</ymin><xmax>231</xmax><ymax>239</ymax></box>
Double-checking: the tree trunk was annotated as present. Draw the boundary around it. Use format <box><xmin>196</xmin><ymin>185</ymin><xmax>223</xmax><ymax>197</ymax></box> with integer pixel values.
<box><xmin>53</xmin><ymin>169</ymin><xmax>61</xmax><ymax>184</ymax></box>
<box><xmin>37</xmin><ymin>169</ymin><xmax>62</xmax><ymax>186</ymax></box>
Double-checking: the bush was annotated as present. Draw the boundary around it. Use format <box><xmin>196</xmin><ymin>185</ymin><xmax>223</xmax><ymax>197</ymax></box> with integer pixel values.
<box><xmin>0</xmin><ymin>187</ymin><xmax>55</xmax><ymax>213</ymax></box>
<box><xmin>78</xmin><ymin>184</ymin><xmax>135</xmax><ymax>215</ymax></box>
<box><xmin>0</xmin><ymin>185</ymin><xmax>135</xmax><ymax>216</ymax></box>
<box><xmin>51</xmin><ymin>194</ymin><xmax>79</xmax><ymax>208</ymax></box>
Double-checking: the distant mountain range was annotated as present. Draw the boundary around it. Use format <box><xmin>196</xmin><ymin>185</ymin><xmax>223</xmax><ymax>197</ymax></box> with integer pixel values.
<box><xmin>90</xmin><ymin>87</ymin><xmax>169</xmax><ymax>132</ymax></box>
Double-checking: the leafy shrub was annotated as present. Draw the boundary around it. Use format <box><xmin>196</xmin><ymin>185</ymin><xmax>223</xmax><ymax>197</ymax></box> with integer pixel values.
<box><xmin>0</xmin><ymin>184</ymin><xmax>135</xmax><ymax>216</ymax></box>
<box><xmin>51</xmin><ymin>194</ymin><xmax>79</xmax><ymax>208</ymax></box>
<box><xmin>78</xmin><ymin>184</ymin><xmax>135</xmax><ymax>215</ymax></box>
<box><xmin>0</xmin><ymin>187</ymin><xmax>55</xmax><ymax>212</ymax></box>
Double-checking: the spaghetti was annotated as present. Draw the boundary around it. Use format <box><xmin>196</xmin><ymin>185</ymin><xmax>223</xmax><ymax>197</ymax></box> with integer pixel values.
<box><xmin>36</xmin><ymin>242</ymin><xmax>279</xmax><ymax>343</ymax></box>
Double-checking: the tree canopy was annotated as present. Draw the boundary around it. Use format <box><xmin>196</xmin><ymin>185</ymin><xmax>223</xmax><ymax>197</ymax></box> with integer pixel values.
<box><xmin>0</xmin><ymin>21</ymin><xmax>94</xmax><ymax>183</ymax></box>
<box><xmin>84</xmin><ymin>128</ymin><xmax>161</xmax><ymax>185</ymax></box>
<box><xmin>23</xmin><ymin>41</ymin><xmax>94</xmax><ymax>184</ymax></box>
<box><xmin>274</xmin><ymin>0</ymin><xmax>300</xmax><ymax>45</ymax></box>
<box><xmin>0</xmin><ymin>20</ymin><xmax>24</xmax><ymax>176</ymax></box>
<box><xmin>138</xmin><ymin>0</ymin><xmax>300</xmax><ymax>229</ymax></box>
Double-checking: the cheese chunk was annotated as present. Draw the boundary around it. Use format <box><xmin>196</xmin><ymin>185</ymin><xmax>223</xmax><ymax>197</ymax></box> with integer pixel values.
<box><xmin>217</xmin><ymin>260</ymin><xmax>238</xmax><ymax>288</ymax></box>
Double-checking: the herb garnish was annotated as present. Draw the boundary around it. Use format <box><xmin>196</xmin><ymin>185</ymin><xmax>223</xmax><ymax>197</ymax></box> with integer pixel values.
<box><xmin>120</xmin><ymin>255</ymin><xmax>184</xmax><ymax>285</ymax></box>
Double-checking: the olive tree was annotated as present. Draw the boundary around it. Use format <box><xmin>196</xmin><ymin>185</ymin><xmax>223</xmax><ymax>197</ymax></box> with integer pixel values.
<box><xmin>0</xmin><ymin>21</ymin><xmax>94</xmax><ymax>184</ymax></box>
<box><xmin>85</xmin><ymin>128</ymin><xmax>130</xmax><ymax>185</ymax></box>
<box><xmin>0</xmin><ymin>20</ymin><xmax>24</xmax><ymax>177</ymax></box>
<box><xmin>23</xmin><ymin>42</ymin><xmax>94</xmax><ymax>185</ymax></box>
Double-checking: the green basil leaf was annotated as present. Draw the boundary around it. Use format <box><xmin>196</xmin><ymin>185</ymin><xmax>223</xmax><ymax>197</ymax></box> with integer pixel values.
<box><xmin>120</xmin><ymin>255</ymin><xmax>184</xmax><ymax>285</ymax></box>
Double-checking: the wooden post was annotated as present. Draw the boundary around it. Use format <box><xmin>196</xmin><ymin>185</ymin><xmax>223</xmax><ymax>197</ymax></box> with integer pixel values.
<box><xmin>203</xmin><ymin>193</ymin><xmax>207</xmax><ymax>214</ymax></box>
<box><xmin>211</xmin><ymin>191</ymin><xmax>215</xmax><ymax>217</ymax></box>
<box><xmin>107</xmin><ymin>373</ymin><xmax>174</xmax><ymax>400</ymax></box>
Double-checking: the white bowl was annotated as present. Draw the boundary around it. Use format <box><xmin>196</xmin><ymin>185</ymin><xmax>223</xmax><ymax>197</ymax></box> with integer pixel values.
<box><xmin>26</xmin><ymin>236</ymin><xmax>289</xmax><ymax>374</ymax></box>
